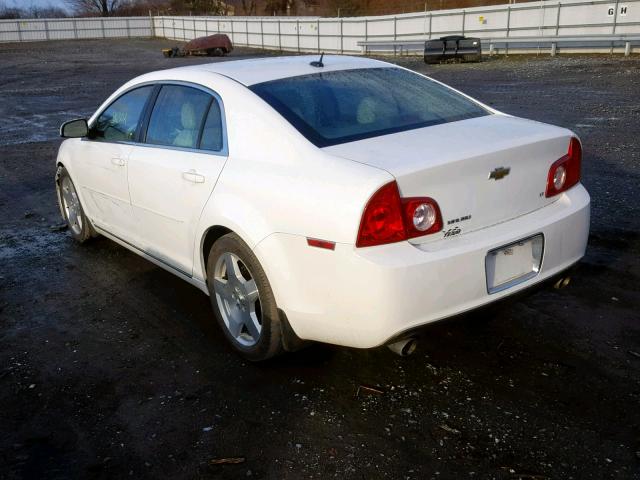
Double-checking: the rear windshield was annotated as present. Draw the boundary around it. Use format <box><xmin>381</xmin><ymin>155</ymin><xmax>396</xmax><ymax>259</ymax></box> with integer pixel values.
<box><xmin>250</xmin><ymin>67</ymin><xmax>489</xmax><ymax>147</ymax></box>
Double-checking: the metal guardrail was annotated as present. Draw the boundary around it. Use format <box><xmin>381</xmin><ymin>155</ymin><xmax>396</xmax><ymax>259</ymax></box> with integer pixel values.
<box><xmin>358</xmin><ymin>34</ymin><xmax>640</xmax><ymax>56</ymax></box>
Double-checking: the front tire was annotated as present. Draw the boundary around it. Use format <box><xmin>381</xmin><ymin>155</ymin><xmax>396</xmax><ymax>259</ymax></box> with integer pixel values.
<box><xmin>206</xmin><ymin>233</ymin><xmax>285</xmax><ymax>361</ymax></box>
<box><xmin>56</xmin><ymin>165</ymin><xmax>94</xmax><ymax>243</ymax></box>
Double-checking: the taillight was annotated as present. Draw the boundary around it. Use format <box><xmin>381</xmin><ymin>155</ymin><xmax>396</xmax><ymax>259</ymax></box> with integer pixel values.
<box><xmin>356</xmin><ymin>182</ymin><xmax>406</xmax><ymax>248</ymax></box>
<box><xmin>402</xmin><ymin>197</ymin><xmax>443</xmax><ymax>238</ymax></box>
<box><xmin>356</xmin><ymin>181</ymin><xmax>443</xmax><ymax>248</ymax></box>
<box><xmin>546</xmin><ymin>137</ymin><xmax>581</xmax><ymax>197</ymax></box>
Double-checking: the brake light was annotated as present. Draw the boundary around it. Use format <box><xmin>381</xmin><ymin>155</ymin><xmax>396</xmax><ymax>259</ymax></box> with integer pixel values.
<box><xmin>546</xmin><ymin>137</ymin><xmax>581</xmax><ymax>197</ymax></box>
<box><xmin>356</xmin><ymin>182</ymin><xmax>406</xmax><ymax>248</ymax></box>
<box><xmin>356</xmin><ymin>181</ymin><xmax>443</xmax><ymax>248</ymax></box>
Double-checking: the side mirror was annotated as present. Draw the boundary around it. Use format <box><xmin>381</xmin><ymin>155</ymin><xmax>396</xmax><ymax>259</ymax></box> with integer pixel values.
<box><xmin>60</xmin><ymin>118</ymin><xmax>89</xmax><ymax>138</ymax></box>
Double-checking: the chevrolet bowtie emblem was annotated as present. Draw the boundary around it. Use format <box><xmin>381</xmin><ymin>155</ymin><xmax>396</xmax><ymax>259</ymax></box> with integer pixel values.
<box><xmin>489</xmin><ymin>167</ymin><xmax>511</xmax><ymax>180</ymax></box>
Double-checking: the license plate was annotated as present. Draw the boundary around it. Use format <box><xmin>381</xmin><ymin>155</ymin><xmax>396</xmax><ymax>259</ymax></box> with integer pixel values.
<box><xmin>485</xmin><ymin>234</ymin><xmax>544</xmax><ymax>294</ymax></box>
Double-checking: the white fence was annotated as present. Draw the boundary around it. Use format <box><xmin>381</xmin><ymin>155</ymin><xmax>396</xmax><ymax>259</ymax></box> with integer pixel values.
<box><xmin>154</xmin><ymin>0</ymin><xmax>640</xmax><ymax>53</ymax></box>
<box><xmin>0</xmin><ymin>17</ymin><xmax>152</xmax><ymax>42</ymax></box>
<box><xmin>1</xmin><ymin>0</ymin><xmax>639</xmax><ymax>54</ymax></box>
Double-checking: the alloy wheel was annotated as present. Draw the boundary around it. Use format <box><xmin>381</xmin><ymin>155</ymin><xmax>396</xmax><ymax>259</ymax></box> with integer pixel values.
<box><xmin>213</xmin><ymin>252</ymin><xmax>262</xmax><ymax>347</ymax></box>
<box><xmin>60</xmin><ymin>176</ymin><xmax>83</xmax><ymax>235</ymax></box>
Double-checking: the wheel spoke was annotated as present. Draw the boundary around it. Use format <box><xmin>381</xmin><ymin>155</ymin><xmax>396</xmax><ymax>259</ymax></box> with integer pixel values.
<box><xmin>226</xmin><ymin>308</ymin><xmax>244</xmax><ymax>338</ymax></box>
<box><xmin>68</xmin><ymin>206</ymin><xmax>78</xmax><ymax>224</ymax></box>
<box><xmin>244</xmin><ymin>311</ymin><xmax>261</xmax><ymax>340</ymax></box>
<box><xmin>241</xmin><ymin>278</ymin><xmax>259</xmax><ymax>303</ymax></box>
<box><xmin>223</xmin><ymin>253</ymin><xmax>243</xmax><ymax>285</ymax></box>
<box><xmin>213</xmin><ymin>277</ymin><xmax>232</xmax><ymax>299</ymax></box>
<box><xmin>62</xmin><ymin>188</ymin><xmax>73</xmax><ymax>208</ymax></box>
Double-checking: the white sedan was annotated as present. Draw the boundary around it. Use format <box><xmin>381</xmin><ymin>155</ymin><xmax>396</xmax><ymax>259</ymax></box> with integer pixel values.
<box><xmin>56</xmin><ymin>55</ymin><xmax>590</xmax><ymax>360</ymax></box>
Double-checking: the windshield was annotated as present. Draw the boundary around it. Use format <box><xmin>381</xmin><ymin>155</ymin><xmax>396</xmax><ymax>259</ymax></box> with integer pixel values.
<box><xmin>250</xmin><ymin>67</ymin><xmax>489</xmax><ymax>147</ymax></box>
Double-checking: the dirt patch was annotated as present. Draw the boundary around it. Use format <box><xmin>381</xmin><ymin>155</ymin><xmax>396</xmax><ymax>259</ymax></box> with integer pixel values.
<box><xmin>1</xmin><ymin>39</ymin><xmax>639</xmax><ymax>479</ymax></box>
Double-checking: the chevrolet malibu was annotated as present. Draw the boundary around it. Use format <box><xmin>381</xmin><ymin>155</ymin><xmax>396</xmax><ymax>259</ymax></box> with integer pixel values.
<box><xmin>56</xmin><ymin>55</ymin><xmax>590</xmax><ymax>360</ymax></box>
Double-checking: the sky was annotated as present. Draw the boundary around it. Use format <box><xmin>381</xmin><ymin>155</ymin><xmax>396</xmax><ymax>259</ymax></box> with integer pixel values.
<box><xmin>4</xmin><ymin>0</ymin><xmax>71</xmax><ymax>10</ymax></box>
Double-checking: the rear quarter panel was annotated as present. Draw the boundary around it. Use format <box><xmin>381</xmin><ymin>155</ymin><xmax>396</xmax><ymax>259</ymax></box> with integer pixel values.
<box><xmin>189</xmin><ymin>72</ymin><xmax>393</xmax><ymax>283</ymax></box>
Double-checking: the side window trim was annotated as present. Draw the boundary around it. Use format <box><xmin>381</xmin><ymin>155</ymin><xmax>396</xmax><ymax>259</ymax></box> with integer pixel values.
<box><xmin>88</xmin><ymin>80</ymin><xmax>229</xmax><ymax>157</ymax></box>
<box><xmin>143</xmin><ymin>81</ymin><xmax>228</xmax><ymax>156</ymax></box>
<box><xmin>196</xmin><ymin>96</ymin><xmax>215</xmax><ymax>150</ymax></box>
<box><xmin>137</xmin><ymin>84</ymin><xmax>162</xmax><ymax>144</ymax></box>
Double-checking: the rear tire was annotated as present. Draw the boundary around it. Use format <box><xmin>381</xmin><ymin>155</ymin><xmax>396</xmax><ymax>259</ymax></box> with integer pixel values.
<box><xmin>206</xmin><ymin>233</ymin><xmax>285</xmax><ymax>361</ymax></box>
<box><xmin>56</xmin><ymin>165</ymin><xmax>95</xmax><ymax>243</ymax></box>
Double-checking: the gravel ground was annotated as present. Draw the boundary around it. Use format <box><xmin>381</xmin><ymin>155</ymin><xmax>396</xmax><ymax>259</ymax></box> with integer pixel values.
<box><xmin>0</xmin><ymin>39</ymin><xmax>639</xmax><ymax>480</ymax></box>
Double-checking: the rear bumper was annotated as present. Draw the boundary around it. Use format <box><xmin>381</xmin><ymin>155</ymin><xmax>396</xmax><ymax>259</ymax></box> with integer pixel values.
<box><xmin>254</xmin><ymin>184</ymin><xmax>590</xmax><ymax>349</ymax></box>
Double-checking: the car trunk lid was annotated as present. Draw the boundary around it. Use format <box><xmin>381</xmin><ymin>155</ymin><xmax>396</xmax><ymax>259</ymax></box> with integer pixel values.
<box><xmin>323</xmin><ymin>114</ymin><xmax>575</xmax><ymax>244</ymax></box>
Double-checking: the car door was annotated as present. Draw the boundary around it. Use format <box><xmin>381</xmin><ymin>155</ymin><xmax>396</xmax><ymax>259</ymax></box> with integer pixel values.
<box><xmin>127</xmin><ymin>83</ymin><xmax>228</xmax><ymax>276</ymax></box>
<box><xmin>73</xmin><ymin>85</ymin><xmax>155</xmax><ymax>243</ymax></box>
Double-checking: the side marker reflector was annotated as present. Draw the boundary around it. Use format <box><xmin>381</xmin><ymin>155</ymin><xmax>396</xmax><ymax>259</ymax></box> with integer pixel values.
<box><xmin>307</xmin><ymin>238</ymin><xmax>335</xmax><ymax>250</ymax></box>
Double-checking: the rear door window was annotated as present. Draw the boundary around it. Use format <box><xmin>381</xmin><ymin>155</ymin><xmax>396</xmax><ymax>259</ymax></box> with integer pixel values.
<box><xmin>145</xmin><ymin>85</ymin><xmax>212</xmax><ymax>149</ymax></box>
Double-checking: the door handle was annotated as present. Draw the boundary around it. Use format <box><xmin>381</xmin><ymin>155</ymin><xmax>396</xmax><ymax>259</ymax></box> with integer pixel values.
<box><xmin>111</xmin><ymin>157</ymin><xmax>125</xmax><ymax>167</ymax></box>
<box><xmin>182</xmin><ymin>170</ymin><xmax>205</xmax><ymax>184</ymax></box>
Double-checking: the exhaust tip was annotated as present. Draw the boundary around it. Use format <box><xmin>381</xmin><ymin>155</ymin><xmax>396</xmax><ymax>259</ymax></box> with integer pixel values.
<box><xmin>553</xmin><ymin>276</ymin><xmax>571</xmax><ymax>290</ymax></box>
<box><xmin>387</xmin><ymin>338</ymin><xmax>418</xmax><ymax>357</ymax></box>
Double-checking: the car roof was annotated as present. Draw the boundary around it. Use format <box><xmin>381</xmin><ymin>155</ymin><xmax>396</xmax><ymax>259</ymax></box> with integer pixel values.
<box><xmin>177</xmin><ymin>55</ymin><xmax>392</xmax><ymax>86</ymax></box>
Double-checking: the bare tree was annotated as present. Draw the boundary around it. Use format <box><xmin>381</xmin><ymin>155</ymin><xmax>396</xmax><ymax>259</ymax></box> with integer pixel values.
<box><xmin>0</xmin><ymin>0</ymin><xmax>20</xmax><ymax>18</ymax></box>
<box><xmin>240</xmin><ymin>0</ymin><xmax>256</xmax><ymax>14</ymax></box>
<box><xmin>166</xmin><ymin>0</ymin><xmax>230</xmax><ymax>15</ymax></box>
<box><xmin>27</xmin><ymin>6</ymin><xmax>69</xmax><ymax>18</ymax></box>
<box><xmin>65</xmin><ymin>0</ymin><xmax>122</xmax><ymax>16</ymax></box>
<box><xmin>0</xmin><ymin>0</ymin><xmax>67</xmax><ymax>18</ymax></box>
